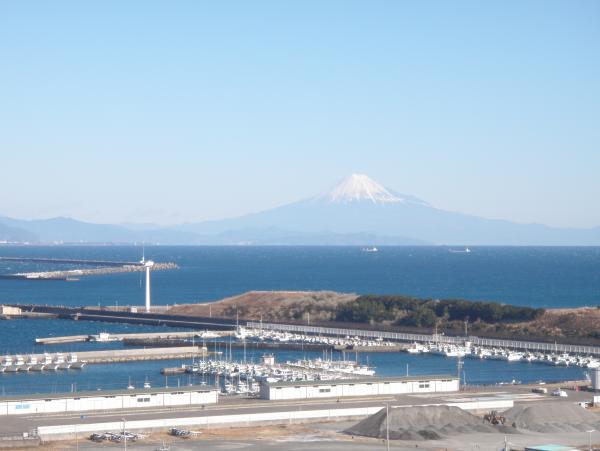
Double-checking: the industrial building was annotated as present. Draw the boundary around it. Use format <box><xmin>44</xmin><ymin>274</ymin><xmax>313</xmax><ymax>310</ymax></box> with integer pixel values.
<box><xmin>0</xmin><ymin>385</ymin><xmax>219</xmax><ymax>416</ymax></box>
<box><xmin>259</xmin><ymin>375</ymin><xmax>459</xmax><ymax>401</ymax></box>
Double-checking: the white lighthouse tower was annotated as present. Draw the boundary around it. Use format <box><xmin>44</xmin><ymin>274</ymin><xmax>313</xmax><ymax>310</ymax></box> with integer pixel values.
<box><xmin>140</xmin><ymin>251</ymin><xmax>154</xmax><ymax>313</ymax></box>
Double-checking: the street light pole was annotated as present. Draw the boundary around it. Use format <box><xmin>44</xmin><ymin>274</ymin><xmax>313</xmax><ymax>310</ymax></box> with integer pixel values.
<box><xmin>386</xmin><ymin>403</ymin><xmax>390</xmax><ymax>451</ymax></box>
<box><xmin>122</xmin><ymin>418</ymin><xmax>127</xmax><ymax>451</ymax></box>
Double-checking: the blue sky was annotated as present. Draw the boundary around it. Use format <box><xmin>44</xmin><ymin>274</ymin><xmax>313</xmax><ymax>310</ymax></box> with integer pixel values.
<box><xmin>1</xmin><ymin>1</ymin><xmax>599</xmax><ymax>227</ymax></box>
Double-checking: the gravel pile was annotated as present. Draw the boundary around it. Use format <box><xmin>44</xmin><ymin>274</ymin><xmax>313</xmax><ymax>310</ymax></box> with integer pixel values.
<box><xmin>504</xmin><ymin>402</ymin><xmax>600</xmax><ymax>433</ymax></box>
<box><xmin>345</xmin><ymin>405</ymin><xmax>508</xmax><ymax>441</ymax></box>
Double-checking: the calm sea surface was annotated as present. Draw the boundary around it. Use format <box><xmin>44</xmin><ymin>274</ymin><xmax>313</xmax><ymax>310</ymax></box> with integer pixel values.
<box><xmin>0</xmin><ymin>245</ymin><xmax>598</xmax><ymax>395</ymax></box>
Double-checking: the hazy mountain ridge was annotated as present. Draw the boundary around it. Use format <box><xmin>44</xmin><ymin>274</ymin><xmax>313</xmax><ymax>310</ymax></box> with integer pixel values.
<box><xmin>1</xmin><ymin>174</ymin><xmax>599</xmax><ymax>245</ymax></box>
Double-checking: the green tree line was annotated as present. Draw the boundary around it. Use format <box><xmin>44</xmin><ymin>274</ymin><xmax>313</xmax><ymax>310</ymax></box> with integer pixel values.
<box><xmin>335</xmin><ymin>295</ymin><xmax>544</xmax><ymax>328</ymax></box>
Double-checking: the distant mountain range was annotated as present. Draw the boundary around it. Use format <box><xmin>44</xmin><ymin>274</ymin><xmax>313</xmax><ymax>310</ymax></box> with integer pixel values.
<box><xmin>2</xmin><ymin>174</ymin><xmax>599</xmax><ymax>245</ymax></box>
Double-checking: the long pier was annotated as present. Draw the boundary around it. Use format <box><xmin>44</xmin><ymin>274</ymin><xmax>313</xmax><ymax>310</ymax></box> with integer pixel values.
<box><xmin>0</xmin><ymin>346</ymin><xmax>215</xmax><ymax>369</ymax></box>
<box><xmin>35</xmin><ymin>330</ymin><xmax>234</xmax><ymax>345</ymax></box>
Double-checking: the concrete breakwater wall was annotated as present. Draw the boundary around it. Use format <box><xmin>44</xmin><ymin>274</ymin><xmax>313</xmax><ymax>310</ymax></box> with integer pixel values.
<box><xmin>12</xmin><ymin>304</ymin><xmax>237</xmax><ymax>330</ymax></box>
<box><xmin>12</xmin><ymin>262</ymin><xmax>178</xmax><ymax>280</ymax></box>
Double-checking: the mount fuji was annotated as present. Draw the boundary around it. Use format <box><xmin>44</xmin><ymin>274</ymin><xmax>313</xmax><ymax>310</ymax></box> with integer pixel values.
<box><xmin>2</xmin><ymin>174</ymin><xmax>599</xmax><ymax>245</ymax></box>
<box><xmin>174</xmin><ymin>174</ymin><xmax>600</xmax><ymax>246</ymax></box>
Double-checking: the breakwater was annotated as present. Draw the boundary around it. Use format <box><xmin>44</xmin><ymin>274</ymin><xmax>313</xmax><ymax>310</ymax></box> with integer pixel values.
<box><xmin>11</xmin><ymin>304</ymin><xmax>238</xmax><ymax>330</ymax></box>
<box><xmin>9</xmin><ymin>262</ymin><xmax>178</xmax><ymax>280</ymax></box>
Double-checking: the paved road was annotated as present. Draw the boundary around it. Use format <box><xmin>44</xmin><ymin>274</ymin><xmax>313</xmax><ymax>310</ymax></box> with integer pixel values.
<box><xmin>2</xmin><ymin>384</ymin><xmax>592</xmax><ymax>435</ymax></box>
<box><xmin>0</xmin><ymin>394</ymin><xmax>408</xmax><ymax>433</ymax></box>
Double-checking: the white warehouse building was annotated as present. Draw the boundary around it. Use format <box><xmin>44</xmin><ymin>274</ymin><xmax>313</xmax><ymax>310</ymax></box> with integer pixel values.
<box><xmin>0</xmin><ymin>385</ymin><xmax>219</xmax><ymax>416</ymax></box>
<box><xmin>260</xmin><ymin>375</ymin><xmax>459</xmax><ymax>401</ymax></box>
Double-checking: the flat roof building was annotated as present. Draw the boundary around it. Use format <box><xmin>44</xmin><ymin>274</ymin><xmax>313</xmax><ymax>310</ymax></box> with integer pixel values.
<box><xmin>0</xmin><ymin>385</ymin><xmax>219</xmax><ymax>416</ymax></box>
<box><xmin>260</xmin><ymin>375</ymin><xmax>459</xmax><ymax>401</ymax></box>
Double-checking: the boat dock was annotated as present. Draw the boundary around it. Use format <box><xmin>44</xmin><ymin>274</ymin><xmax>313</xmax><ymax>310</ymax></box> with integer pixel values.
<box><xmin>35</xmin><ymin>330</ymin><xmax>233</xmax><ymax>345</ymax></box>
<box><xmin>0</xmin><ymin>346</ymin><xmax>219</xmax><ymax>373</ymax></box>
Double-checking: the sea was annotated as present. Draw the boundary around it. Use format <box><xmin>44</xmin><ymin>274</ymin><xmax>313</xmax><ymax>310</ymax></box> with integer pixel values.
<box><xmin>0</xmin><ymin>245</ymin><xmax>599</xmax><ymax>395</ymax></box>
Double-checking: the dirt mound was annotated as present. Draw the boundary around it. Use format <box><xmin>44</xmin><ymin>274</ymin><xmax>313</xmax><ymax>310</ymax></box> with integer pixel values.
<box><xmin>345</xmin><ymin>405</ymin><xmax>506</xmax><ymax>441</ymax></box>
<box><xmin>504</xmin><ymin>402</ymin><xmax>600</xmax><ymax>433</ymax></box>
<box><xmin>167</xmin><ymin>290</ymin><xmax>357</xmax><ymax>322</ymax></box>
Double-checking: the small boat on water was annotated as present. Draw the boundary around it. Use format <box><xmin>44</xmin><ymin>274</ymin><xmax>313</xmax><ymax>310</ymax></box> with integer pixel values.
<box><xmin>449</xmin><ymin>247</ymin><xmax>471</xmax><ymax>253</ymax></box>
<box><xmin>89</xmin><ymin>332</ymin><xmax>120</xmax><ymax>342</ymax></box>
<box><xmin>362</xmin><ymin>247</ymin><xmax>378</xmax><ymax>253</ymax></box>
<box><xmin>406</xmin><ymin>342</ymin><xmax>429</xmax><ymax>354</ymax></box>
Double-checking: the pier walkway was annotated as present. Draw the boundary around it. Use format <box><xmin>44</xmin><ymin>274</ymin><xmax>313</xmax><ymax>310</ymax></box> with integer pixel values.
<box><xmin>247</xmin><ymin>321</ymin><xmax>600</xmax><ymax>357</ymax></box>
<box><xmin>35</xmin><ymin>330</ymin><xmax>233</xmax><ymax>345</ymax></box>
<box><xmin>1</xmin><ymin>346</ymin><xmax>214</xmax><ymax>369</ymax></box>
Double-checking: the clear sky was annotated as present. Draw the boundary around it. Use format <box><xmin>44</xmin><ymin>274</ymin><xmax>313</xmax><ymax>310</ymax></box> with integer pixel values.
<box><xmin>1</xmin><ymin>1</ymin><xmax>599</xmax><ymax>228</ymax></box>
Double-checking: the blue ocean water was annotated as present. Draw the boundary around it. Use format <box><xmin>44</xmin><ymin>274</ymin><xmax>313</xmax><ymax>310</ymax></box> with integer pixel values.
<box><xmin>0</xmin><ymin>245</ymin><xmax>599</xmax><ymax>307</ymax></box>
<box><xmin>0</xmin><ymin>245</ymin><xmax>597</xmax><ymax>395</ymax></box>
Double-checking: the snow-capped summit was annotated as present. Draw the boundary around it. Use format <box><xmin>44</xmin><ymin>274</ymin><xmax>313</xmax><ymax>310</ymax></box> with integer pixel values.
<box><xmin>328</xmin><ymin>174</ymin><xmax>401</xmax><ymax>204</ymax></box>
<box><xmin>324</xmin><ymin>174</ymin><xmax>429</xmax><ymax>207</ymax></box>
